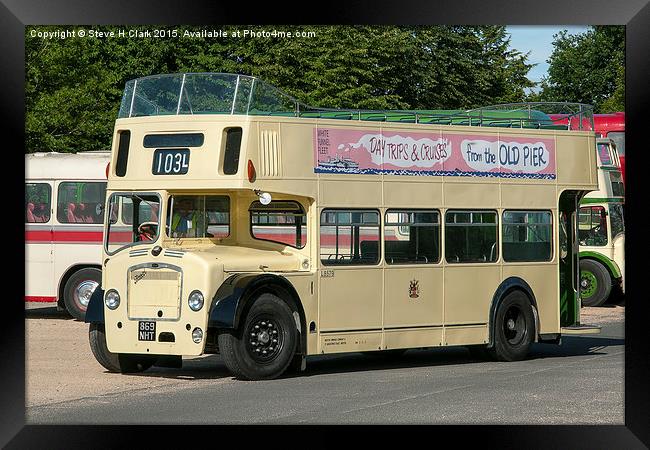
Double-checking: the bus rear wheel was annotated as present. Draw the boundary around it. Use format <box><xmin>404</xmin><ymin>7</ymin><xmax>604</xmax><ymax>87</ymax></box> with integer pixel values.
<box><xmin>218</xmin><ymin>293</ymin><xmax>297</xmax><ymax>381</ymax></box>
<box><xmin>89</xmin><ymin>323</ymin><xmax>155</xmax><ymax>373</ymax></box>
<box><xmin>63</xmin><ymin>268</ymin><xmax>101</xmax><ymax>321</ymax></box>
<box><xmin>579</xmin><ymin>259</ymin><xmax>611</xmax><ymax>307</ymax></box>
<box><xmin>489</xmin><ymin>290</ymin><xmax>534</xmax><ymax>362</ymax></box>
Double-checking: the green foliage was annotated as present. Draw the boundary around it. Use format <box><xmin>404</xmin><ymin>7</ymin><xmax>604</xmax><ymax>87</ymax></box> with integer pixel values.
<box><xmin>26</xmin><ymin>25</ymin><xmax>535</xmax><ymax>153</ymax></box>
<box><xmin>538</xmin><ymin>26</ymin><xmax>624</xmax><ymax>113</ymax></box>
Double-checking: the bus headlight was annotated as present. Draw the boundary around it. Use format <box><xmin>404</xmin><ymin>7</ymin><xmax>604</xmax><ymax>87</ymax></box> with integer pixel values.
<box><xmin>192</xmin><ymin>327</ymin><xmax>203</xmax><ymax>343</ymax></box>
<box><xmin>188</xmin><ymin>290</ymin><xmax>205</xmax><ymax>311</ymax></box>
<box><xmin>105</xmin><ymin>290</ymin><xmax>120</xmax><ymax>310</ymax></box>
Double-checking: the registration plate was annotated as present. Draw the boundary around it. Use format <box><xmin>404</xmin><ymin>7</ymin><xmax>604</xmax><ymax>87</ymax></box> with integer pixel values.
<box><xmin>138</xmin><ymin>321</ymin><xmax>156</xmax><ymax>341</ymax></box>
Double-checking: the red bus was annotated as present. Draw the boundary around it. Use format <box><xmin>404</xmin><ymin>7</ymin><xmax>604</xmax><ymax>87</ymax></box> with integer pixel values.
<box><xmin>593</xmin><ymin>112</ymin><xmax>625</xmax><ymax>183</ymax></box>
<box><xmin>550</xmin><ymin>112</ymin><xmax>625</xmax><ymax>183</ymax></box>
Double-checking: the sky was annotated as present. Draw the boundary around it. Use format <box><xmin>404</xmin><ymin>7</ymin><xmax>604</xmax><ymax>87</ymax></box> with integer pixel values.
<box><xmin>506</xmin><ymin>25</ymin><xmax>591</xmax><ymax>90</ymax></box>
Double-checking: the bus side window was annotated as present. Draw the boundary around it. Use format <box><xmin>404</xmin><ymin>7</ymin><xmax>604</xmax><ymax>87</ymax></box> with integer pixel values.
<box><xmin>502</xmin><ymin>210</ymin><xmax>553</xmax><ymax>262</ymax></box>
<box><xmin>384</xmin><ymin>209</ymin><xmax>439</xmax><ymax>264</ymax></box>
<box><xmin>57</xmin><ymin>181</ymin><xmax>107</xmax><ymax>224</ymax></box>
<box><xmin>25</xmin><ymin>183</ymin><xmax>51</xmax><ymax>223</ymax></box>
<box><xmin>320</xmin><ymin>209</ymin><xmax>380</xmax><ymax>265</ymax></box>
<box><xmin>445</xmin><ymin>210</ymin><xmax>498</xmax><ymax>263</ymax></box>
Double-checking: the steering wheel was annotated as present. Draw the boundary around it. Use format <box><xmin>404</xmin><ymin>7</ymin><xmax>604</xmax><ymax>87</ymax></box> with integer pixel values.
<box><xmin>137</xmin><ymin>221</ymin><xmax>158</xmax><ymax>241</ymax></box>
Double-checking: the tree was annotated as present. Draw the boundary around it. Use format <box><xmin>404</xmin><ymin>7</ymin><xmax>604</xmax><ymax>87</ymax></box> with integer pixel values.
<box><xmin>25</xmin><ymin>25</ymin><xmax>535</xmax><ymax>153</ymax></box>
<box><xmin>537</xmin><ymin>26</ymin><xmax>624</xmax><ymax>113</ymax></box>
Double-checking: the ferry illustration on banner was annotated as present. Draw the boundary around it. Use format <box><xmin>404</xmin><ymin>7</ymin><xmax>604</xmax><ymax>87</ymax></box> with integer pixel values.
<box><xmin>317</xmin><ymin>155</ymin><xmax>360</xmax><ymax>170</ymax></box>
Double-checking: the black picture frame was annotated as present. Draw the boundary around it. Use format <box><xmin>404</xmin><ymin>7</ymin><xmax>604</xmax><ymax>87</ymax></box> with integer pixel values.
<box><xmin>6</xmin><ymin>1</ymin><xmax>649</xmax><ymax>447</ymax></box>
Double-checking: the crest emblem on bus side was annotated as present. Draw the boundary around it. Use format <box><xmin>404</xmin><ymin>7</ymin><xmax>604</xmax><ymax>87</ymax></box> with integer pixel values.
<box><xmin>409</xmin><ymin>279</ymin><xmax>420</xmax><ymax>299</ymax></box>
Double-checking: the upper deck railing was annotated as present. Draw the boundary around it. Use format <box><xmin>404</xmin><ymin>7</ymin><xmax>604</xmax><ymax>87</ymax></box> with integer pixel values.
<box><xmin>118</xmin><ymin>73</ymin><xmax>594</xmax><ymax>131</ymax></box>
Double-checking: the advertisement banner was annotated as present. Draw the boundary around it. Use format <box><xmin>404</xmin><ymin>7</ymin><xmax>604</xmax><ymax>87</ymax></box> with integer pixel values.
<box><xmin>313</xmin><ymin>127</ymin><xmax>556</xmax><ymax>179</ymax></box>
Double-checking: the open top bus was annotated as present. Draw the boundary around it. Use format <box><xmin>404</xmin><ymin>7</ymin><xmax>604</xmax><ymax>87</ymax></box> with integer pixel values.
<box><xmin>86</xmin><ymin>73</ymin><xmax>600</xmax><ymax>380</ymax></box>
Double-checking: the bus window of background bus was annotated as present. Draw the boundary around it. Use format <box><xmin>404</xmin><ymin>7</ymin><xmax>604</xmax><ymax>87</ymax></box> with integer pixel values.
<box><xmin>578</xmin><ymin>206</ymin><xmax>608</xmax><ymax>246</ymax></box>
<box><xmin>596</xmin><ymin>142</ymin><xmax>613</xmax><ymax>165</ymax></box>
<box><xmin>165</xmin><ymin>195</ymin><xmax>230</xmax><ymax>239</ymax></box>
<box><xmin>384</xmin><ymin>210</ymin><xmax>439</xmax><ymax>264</ymax></box>
<box><xmin>57</xmin><ymin>181</ymin><xmax>107</xmax><ymax>224</ymax></box>
<box><xmin>445</xmin><ymin>211</ymin><xmax>498</xmax><ymax>263</ymax></box>
<box><xmin>320</xmin><ymin>210</ymin><xmax>380</xmax><ymax>265</ymax></box>
<box><xmin>608</xmin><ymin>132</ymin><xmax>625</xmax><ymax>157</ymax></box>
<box><xmin>106</xmin><ymin>194</ymin><xmax>161</xmax><ymax>254</ymax></box>
<box><xmin>250</xmin><ymin>200</ymin><xmax>305</xmax><ymax>248</ymax></box>
<box><xmin>502</xmin><ymin>211</ymin><xmax>553</xmax><ymax>262</ymax></box>
<box><xmin>609</xmin><ymin>203</ymin><xmax>624</xmax><ymax>239</ymax></box>
<box><xmin>609</xmin><ymin>171</ymin><xmax>625</xmax><ymax>197</ymax></box>
<box><xmin>25</xmin><ymin>183</ymin><xmax>51</xmax><ymax>223</ymax></box>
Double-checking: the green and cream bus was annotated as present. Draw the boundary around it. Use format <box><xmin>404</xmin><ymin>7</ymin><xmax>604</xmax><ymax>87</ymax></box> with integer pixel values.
<box><xmin>86</xmin><ymin>73</ymin><xmax>600</xmax><ymax>380</ymax></box>
<box><xmin>578</xmin><ymin>138</ymin><xmax>625</xmax><ymax>306</ymax></box>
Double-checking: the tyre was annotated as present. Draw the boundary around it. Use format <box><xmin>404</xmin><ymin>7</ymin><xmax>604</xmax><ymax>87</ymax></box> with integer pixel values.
<box><xmin>89</xmin><ymin>323</ymin><xmax>155</xmax><ymax>373</ymax></box>
<box><xmin>579</xmin><ymin>259</ymin><xmax>612</xmax><ymax>307</ymax></box>
<box><xmin>63</xmin><ymin>268</ymin><xmax>101</xmax><ymax>321</ymax></box>
<box><xmin>488</xmin><ymin>290</ymin><xmax>535</xmax><ymax>362</ymax></box>
<box><xmin>218</xmin><ymin>293</ymin><xmax>298</xmax><ymax>380</ymax></box>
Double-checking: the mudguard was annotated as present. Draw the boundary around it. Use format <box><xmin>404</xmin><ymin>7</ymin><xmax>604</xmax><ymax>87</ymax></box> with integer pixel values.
<box><xmin>208</xmin><ymin>273</ymin><xmax>300</xmax><ymax>330</ymax></box>
<box><xmin>84</xmin><ymin>287</ymin><xmax>105</xmax><ymax>323</ymax></box>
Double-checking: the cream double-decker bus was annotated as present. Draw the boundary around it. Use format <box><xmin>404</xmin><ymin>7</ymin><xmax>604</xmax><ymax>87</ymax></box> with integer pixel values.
<box><xmin>86</xmin><ymin>73</ymin><xmax>600</xmax><ymax>380</ymax></box>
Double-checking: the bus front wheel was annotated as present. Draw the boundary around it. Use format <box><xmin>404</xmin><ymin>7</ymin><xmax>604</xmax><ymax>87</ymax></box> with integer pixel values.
<box><xmin>489</xmin><ymin>290</ymin><xmax>534</xmax><ymax>362</ymax></box>
<box><xmin>218</xmin><ymin>293</ymin><xmax>298</xmax><ymax>381</ymax></box>
<box><xmin>63</xmin><ymin>268</ymin><xmax>101</xmax><ymax>321</ymax></box>
<box><xmin>579</xmin><ymin>259</ymin><xmax>612</xmax><ymax>307</ymax></box>
<box><xmin>89</xmin><ymin>323</ymin><xmax>155</xmax><ymax>373</ymax></box>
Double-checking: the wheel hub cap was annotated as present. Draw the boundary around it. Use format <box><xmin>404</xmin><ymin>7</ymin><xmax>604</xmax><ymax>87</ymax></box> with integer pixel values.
<box><xmin>75</xmin><ymin>280</ymin><xmax>99</xmax><ymax>307</ymax></box>
<box><xmin>580</xmin><ymin>270</ymin><xmax>597</xmax><ymax>298</ymax></box>
<box><xmin>246</xmin><ymin>317</ymin><xmax>283</xmax><ymax>363</ymax></box>
<box><xmin>258</xmin><ymin>331</ymin><xmax>270</xmax><ymax>344</ymax></box>
<box><xmin>507</xmin><ymin>318</ymin><xmax>516</xmax><ymax>331</ymax></box>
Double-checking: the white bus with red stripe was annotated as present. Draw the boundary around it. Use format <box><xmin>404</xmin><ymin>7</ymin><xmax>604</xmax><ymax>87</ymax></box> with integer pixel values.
<box><xmin>25</xmin><ymin>151</ymin><xmax>110</xmax><ymax>320</ymax></box>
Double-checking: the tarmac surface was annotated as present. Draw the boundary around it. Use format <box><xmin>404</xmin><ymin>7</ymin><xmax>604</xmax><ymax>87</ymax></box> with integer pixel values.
<box><xmin>25</xmin><ymin>301</ymin><xmax>624</xmax><ymax>424</ymax></box>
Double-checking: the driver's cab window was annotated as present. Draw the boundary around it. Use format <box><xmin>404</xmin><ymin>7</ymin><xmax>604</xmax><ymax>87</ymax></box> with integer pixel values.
<box><xmin>578</xmin><ymin>205</ymin><xmax>608</xmax><ymax>246</ymax></box>
<box><xmin>166</xmin><ymin>195</ymin><xmax>230</xmax><ymax>239</ymax></box>
<box><xmin>105</xmin><ymin>194</ymin><xmax>161</xmax><ymax>254</ymax></box>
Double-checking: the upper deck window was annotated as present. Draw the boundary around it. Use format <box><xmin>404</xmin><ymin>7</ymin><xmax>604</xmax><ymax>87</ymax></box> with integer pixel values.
<box><xmin>144</xmin><ymin>133</ymin><xmax>204</xmax><ymax>148</ymax></box>
<box><xmin>607</xmin><ymin>132</ymin><xmax>625</xmax><ymax>156</ymax></box>
<box><xmin>223</xmin><ymin>127</ymin><xmax>242</xmax><ymax>175</ymax></box>
<box><xmin>115</xmin><ymin>130</ymin><xmax>130</xmax><ymax>177</ymax></box>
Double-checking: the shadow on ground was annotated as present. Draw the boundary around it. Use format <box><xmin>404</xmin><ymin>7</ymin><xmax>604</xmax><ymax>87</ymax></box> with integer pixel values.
<box><xmin>125</xmin><ymin>334</ymin><xmax>624</xmax><ymax>381</ymax></box>
<box><xmin>24</xmin><ymin>304</ymin><xmax>73</xmax><ymax>320</ymax></box>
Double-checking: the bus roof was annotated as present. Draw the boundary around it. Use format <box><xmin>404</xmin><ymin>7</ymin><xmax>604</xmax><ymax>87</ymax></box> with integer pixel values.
<box><xmin>25</xmin><ymin>151</ymin><xmax>110</xmax><ymax>181</ymax></box>
<box><xmin>118</xmin><ymin>72</ymin><xmax>594</xmax><ymax>131</ymax></box>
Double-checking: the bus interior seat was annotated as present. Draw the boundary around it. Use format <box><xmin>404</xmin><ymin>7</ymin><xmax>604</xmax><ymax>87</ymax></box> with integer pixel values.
<box><xmin>359</xmin><ymin>240</ymin><xmax>379</xmax><ymax>261</ymax></box>
<box><xmin>75</xmin><ymin>203</ymin><xmax>93</xmax><ymax>223</ymax></box>
<box><xmin>26</xmin><ymin>202</ymin><xmax>37</xmax><ymax>223</ymax></box>
<box><xmin>38</xmin><ymin>203</ymin><xmax>49</xmax><ymax>222</ymax></box>
<box><xmin>66</xmin><ymin>203</ymin><xmax>77</xmax><ymax>223</ymax></box>
<box><xmin>150</xmin><ymin>204</ymin><xmax>159</xmax><ymax>222</ymax></box>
